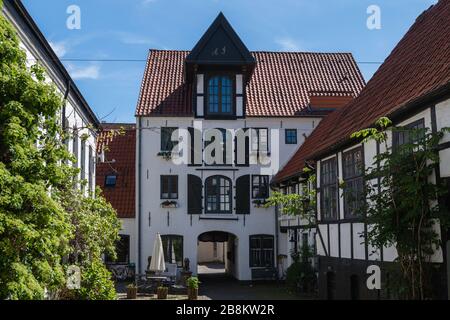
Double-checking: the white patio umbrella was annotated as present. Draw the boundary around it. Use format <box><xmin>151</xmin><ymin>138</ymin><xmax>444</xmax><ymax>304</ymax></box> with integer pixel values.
<box><xmin>149</xmin><ymin>233</ymin><xmax>166</xmax><ymax>273</ymax></box>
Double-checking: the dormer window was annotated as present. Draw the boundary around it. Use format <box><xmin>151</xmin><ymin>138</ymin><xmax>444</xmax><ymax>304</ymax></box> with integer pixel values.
<box><xmin>207</xmin><ymin>75</ymin><xmax>233</xmax><ymax>116</ymax></box>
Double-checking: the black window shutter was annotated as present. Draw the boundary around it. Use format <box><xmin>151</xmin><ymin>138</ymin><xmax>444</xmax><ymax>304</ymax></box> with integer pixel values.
<box><xmin>188</xmin><ymin>127</ymin><xmax>202</xmax><ymax>166</ymax></box>
<box><xmin>188</xmin><ymin>174</ymin><xmax>202</xmax><ymax>214</ymax></box>
<box><xmin>236</xmin><ymin>175</ymin><xmax>250</xmax><ymax>214</ymax></box>
<box><xmin>234</xmin><ymin>129</ymin><xmax>249</xmax><ymax>166</ymax></box>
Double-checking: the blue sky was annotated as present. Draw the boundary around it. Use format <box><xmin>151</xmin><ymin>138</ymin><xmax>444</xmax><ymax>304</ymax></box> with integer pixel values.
<box><xmin>22</xmin><ymin>0</ymin><xmax>437</xmax><ymax>123</ymax></box>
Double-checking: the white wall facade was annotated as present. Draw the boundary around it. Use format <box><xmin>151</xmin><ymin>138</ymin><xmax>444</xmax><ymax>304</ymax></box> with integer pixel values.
<box><xmin>198</xmin><ymin>242</ymin><xmax>226</xmax><ymax>263</ymax></box>
<box><xmin>136</xmin><ymin>116</ymin><xmax>321</xmax><ymax>280</ymax></box>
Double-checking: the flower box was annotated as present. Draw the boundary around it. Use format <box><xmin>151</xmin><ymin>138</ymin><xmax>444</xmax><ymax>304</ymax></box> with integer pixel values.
<box><xmin>161</xmin><ymin>200</ymin><xmax>178</xmax><ymax>208</ymax></box>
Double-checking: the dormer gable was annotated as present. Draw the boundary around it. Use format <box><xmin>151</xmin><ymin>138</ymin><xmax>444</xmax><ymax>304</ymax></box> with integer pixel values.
<box><xmin>186</xmin><ymin>13</ymin><xmax>255</xmax><ymax>119</ymax></box>
<box><xmin>186</xmin><ymin>12</ymin><xmax>256</xmax><ymax>69</ymax></box>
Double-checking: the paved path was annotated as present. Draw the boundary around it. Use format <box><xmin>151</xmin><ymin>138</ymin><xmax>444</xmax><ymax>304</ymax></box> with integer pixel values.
<box><xmin>197</xmin><ymin>265</ymin><xmax>310</xmax><ymax>300</ymax></box>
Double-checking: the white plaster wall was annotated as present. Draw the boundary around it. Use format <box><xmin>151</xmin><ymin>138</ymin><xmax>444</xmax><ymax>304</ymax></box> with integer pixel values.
<box><xmin>120</xmin><ymin>218</ymin><xmax>137</xmax><ymax>265</ymax></box>
<box><xmin>137</xmin><ymin>116</ymin><xmax>321</xmax><ymax>280</ymax></box>
<box><xmin>198</xmin><ymin>242</ymin><xmax>225</xmax><ymax>263</ymax></box>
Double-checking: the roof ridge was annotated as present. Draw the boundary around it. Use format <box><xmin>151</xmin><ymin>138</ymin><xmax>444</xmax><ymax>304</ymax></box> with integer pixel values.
<box><xmin>147</xmin><ymin>48</ymin><xmax>355</xmax><ymax>56</ymax></box>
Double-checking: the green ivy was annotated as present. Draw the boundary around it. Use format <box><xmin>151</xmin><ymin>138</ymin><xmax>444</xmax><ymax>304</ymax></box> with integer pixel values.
<box><xmin>352</xmin><ymin>117</ymin><xmax>450</xmax><ymax>300</ymax></box>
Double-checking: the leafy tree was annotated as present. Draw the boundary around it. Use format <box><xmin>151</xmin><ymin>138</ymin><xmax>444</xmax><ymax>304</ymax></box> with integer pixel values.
<box><xmin>0</xmin><ymin>5</ymin><xmax>120</xmax><ymax>299</ymax></box>
<box><xmin>0</xmin><ymin>5</ymin><xmax>72</xmax><ymax>299</ymax></box>
<box><xmin>56</xmin><ymin>186</ymin><xmax>120</xmax><ymax>300</ymax></box>
<box><xmin>352</xmin><ymin>117</ymin><xmax>450</xmax><ymax>299</ymax></box>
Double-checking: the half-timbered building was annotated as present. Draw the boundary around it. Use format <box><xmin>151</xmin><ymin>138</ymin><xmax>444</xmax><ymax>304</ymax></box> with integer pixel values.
<box><xmin>274</xmin><ymin>0</ymin><xmax>450</xmax><ymax>299</ymax></box>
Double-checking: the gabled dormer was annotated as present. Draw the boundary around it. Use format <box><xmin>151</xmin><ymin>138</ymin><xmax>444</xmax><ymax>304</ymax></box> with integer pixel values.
<box><xmin>185</xmin><ymin>13</ymin><xmax>256</xmax><ymax>119</ymax></box>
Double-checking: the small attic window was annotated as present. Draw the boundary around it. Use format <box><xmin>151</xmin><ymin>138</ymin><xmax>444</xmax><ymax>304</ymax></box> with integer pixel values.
<box><xmin>105</xmin><ymin>175</ymin><xmax>117</xmax><ymax>187</ymax></box>
<box><xmin>207</xmin><ymin>75</ymin><xmax>233</xmax><ymax>115</ymax></box>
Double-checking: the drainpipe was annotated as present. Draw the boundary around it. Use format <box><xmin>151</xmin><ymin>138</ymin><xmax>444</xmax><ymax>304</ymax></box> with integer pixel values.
<box><xmin>275</xmin><ymin>203</ymin><xmax>280</xmax><ymax>280</ymax></box>
<box><xmin>137</xmin><ymin>117</ymin><xmax>142</xmax><ymax>274</ymax></box>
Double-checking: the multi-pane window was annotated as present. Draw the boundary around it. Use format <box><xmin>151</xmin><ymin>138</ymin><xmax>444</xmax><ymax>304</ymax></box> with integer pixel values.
<box><xmin>320</xmin><ymin>157</ymin><xmax>338</xmax><ymax>220</ymax></box>
<box><xmin>285</xmin><ymin>129</ymin><xmax>298</xmax><ymax>144</ymax></box>
<box><xmin>72</xmin><ymin>126</ymin><xmax>79</xmax><ymax>168</ymax></box>
<box><xmin>161</xmin><ymin>127</ymin><xmax>178</xmax><ymax>152</ymax></box>
<box><xmin>251</xmin><ymin>128</ymin><xmax>269</xmax><ymax>153</ymax></box>
<box><xmin>205</xmin><ymin>176</ymin><xmax>232</xmax><ymax>214</ymax></box>
<box><xmin>105</xmin><ymin>235</ymin><xmax>130</xmax><ymax>264</ymax></box>
<box><xmin>105</xmin><ymin>175</ymin><xmax>117</xmax><ymax>187</ymax></box>
<box><xmin>81</xmin><ymin>140</ymin><xmax>86</xmax><ymax>190</ymax></box>
<box><xmin>393</xmin><ymin>119</ymin><xmax>425</xmax><ymax>149</ymax></box>
<box><xmin>250</xmin><ymin>235</ymin><xmax>274</xmax><ymax>268</ymax></box>
<box><xmin>343</xmin><ymin>147</ymin><xmax>364</xmax><ymax>218</ymax></box>
<box><xmin>161</xmin><ymin>235</ymin><xmax>184</xmax><ymax>267</ymax></box>
<box><xmin>88</xmin><ymin>146</ymin><xmax>93</xmax><ymax>193</ymax></box>
<box><xmin>252</xmin><ymin>175</ymin><xmax>270</xmax><ymax>199</ymax></box>
<box><xmin>207</xmin><ymin>76</ymin><xmax>233</xmax><ymax>115</ymax></box>
<box><xmin>161</xmin><ymin>175</ymin><xmax>178</xmax><ymax>199</ymax></box>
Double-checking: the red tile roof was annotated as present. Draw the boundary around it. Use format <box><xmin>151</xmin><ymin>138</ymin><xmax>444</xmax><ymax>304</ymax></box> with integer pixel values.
<box><xmin>135</xmin><ymin>50</ymin><xmax>365</xmax><ymax>117</ymax></box>
<box><xmin>96</xmin><ymin>124</ymin><xmax>136</xmax><ymax>219</ymax></box>
<box><xmin>274</xmin><ymin>0</ymin><xmax>450</xmax><ymax>183</ymax></box>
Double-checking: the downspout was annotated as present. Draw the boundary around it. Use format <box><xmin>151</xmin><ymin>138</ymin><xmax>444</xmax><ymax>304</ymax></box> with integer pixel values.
<box><xmin>275</xmin><ymin>203</ymin><xmax>280</xmax><ymax>280</ymax></box>
<box><xmin>137</xmin><ymin>117</ymin><xmax>142</xmax><ymax>274</ymax></box>
<box><xmin>271</xmin><ymin>183</ymin><xmax>280</xmax><ymax>280</ymax></box>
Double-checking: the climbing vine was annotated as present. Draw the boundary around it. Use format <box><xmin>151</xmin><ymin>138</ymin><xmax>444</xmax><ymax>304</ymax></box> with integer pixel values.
<box><xmin>352</xmin><ymin>117</ymin><xmax>450</xmax><ymax>299</ymax></box>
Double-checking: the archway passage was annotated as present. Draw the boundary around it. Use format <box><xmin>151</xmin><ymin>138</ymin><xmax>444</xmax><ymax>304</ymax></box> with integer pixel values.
<box><xmin>197</xmin><ymin>231</ymin><xmax>237</xmax><ymax>281</ymax></box>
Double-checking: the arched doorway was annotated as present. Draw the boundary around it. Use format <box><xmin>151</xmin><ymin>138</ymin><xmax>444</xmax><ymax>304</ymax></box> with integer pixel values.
<box><xmin>197</xmin><ymin>231</ymin><xmax>237</xmax><ymax>280</ymax></box>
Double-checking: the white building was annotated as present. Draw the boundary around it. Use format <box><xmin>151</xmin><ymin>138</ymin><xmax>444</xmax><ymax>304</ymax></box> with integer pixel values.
<box><xmin>2</xmin><ymin>0</ymin><xmax>99</xmax><ymax>194</ymax></box>
<box><xmin>274</xmin><ymin>0</ymin><xmax>450</xmax><ymax>299</ymax></box>
<box><xmin>134</xmin><ymin>13</ymin><xmax>365</xmax><ymax>280</ymax></box>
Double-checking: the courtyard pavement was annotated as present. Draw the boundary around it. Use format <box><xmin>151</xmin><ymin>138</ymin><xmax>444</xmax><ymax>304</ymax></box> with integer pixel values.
<box><xmin>117</xmin><ymin>263</ymin><xmax>314</xmax><ymax>300</ymax></box>
<box><xmin>197</xmin><ymin>263</ymin><xmax>308</xmax><ymax>300</ymax></box>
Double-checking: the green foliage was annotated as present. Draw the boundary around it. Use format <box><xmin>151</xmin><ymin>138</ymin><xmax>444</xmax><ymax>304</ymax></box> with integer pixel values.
<box><xmin>187</xmin><ymin>277</ymin><xmax>200</xmax><ymax>289</ymax></box>
<box><xmin>57</xmin><ymin>187</ymin><xmax>121</xmax><ymax>264</ymax></box>
<box><xmin>286</xmin><ymin>245</ymin><xmax>316</xmax><ymax>294</ymax></box>
<box><xmin>352</xmin><ymin>118</ymin><xmax>450</xmax><ymax>300</ymax></box>
<box><xmin>0</xmin><ymin>8</ymin><xmax>71</xmax><ymax>299</ymax></box>
<box><xmin>265</xmin><ymin>174</ymin><xmax>316</xmax><ymax>227</ymax></box>
<box><xmin>76</xmin><ymin>259</ymin><xmax>117</xmax><ymax>300</ymax></box>
<box><xmin>0</xmin><ymin>8</ymin><xmax>120</xmax><ymax>299</ymax></box>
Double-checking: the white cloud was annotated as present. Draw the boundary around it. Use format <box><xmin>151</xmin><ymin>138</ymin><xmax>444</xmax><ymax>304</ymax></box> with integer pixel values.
<box><xmin>275</xmin><ymin>37</ymin><xmax>303</xmax><ymax>52</ymax></box>
<box><xmin>117</xmin><ymin>32</ymin><xmax>154</xmax><ymax>45</ymax></box>
<box><xmin>142</xmin><ymin>0</ymin><xmax>157</xmax><ymax>6</ymax></box>
<box><xmin>67</xmin><ymin>64</ymin><xmax>100</xmax><ymax>80</ymax></box>
<box><xmin>49</xmin><ymin>41</ymin><xmax>67</xmax><ymax>58</ymax></box>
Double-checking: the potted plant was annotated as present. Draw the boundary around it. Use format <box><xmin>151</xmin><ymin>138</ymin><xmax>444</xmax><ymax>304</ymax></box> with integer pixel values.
<box><xmin>157</xmin><ymin>286</ymin><xmax>169</xmax><ymax>300</ymax></box>
<box><xmin>157</xmin><ymin>151</ymin><xmax>173</xmax><ymax>160</ymax></box>
<box><xmin>126</xmin><ymin>283</ymin><xmax>138</xmax><ymax>299</ymax></box>
<box><xmin>187</xmin><ymin>277</ymin><xmax>200</xmax><ymax>300</ymax></box>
